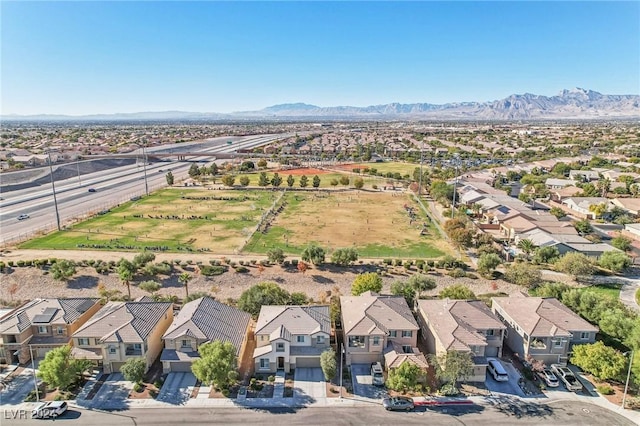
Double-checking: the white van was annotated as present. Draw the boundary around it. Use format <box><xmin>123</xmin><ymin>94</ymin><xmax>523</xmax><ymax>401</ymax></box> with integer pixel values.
<box><xmin>371</xmin><ymin>362</ymin><xmax>384</xmax><ymax>386</ymax></box>
<box><xmin>487</xmin><ymin>359</ymin><xmax>509</xmax><ymax>382</ymax></box>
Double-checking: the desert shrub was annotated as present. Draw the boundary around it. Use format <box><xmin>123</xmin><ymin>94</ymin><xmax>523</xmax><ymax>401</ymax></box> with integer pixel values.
<box><xmin>250</xmin><ymin>259</ymin><xmax>257</xmax><ymax>265</ymax></box>
<box><xmin>17</xmin><ymin>260</ymin><xmax>25</xmax><ymax>267</ymax></box>
<box><xmin>199</xmin><ymin>265</ymin><xmax>228</xmax><ymax>276</ymax></box>
<box><xmin>221</xmin><ymin>389</ymin><xmax>230</xmax><ymax>397</ymax></box>
<box><xmin>291</xmin><ymin>259</ymin><xmax>298</xmax><ymax>266</ymax></box>
<box><xmin>383</xmin><ymin>259</ymin><xmax>393</xmax><ymax>265</ymax></box>
<box><xmin>154</xmin><ymin>379</ymin><xmax>164</xmax><ymax>388</ymax></box>
<box><xmin>133</xmin><ymin>382</ymin><xmax>144</xmax><ymax>393</ymax></box>
<box><xmin>448</xmin><ymin>268</ymin><xmax>467</xmax><ymax>278</ymax></box>
<box><xmin>596</xmin><ymin>384</ymin><xmax>614</xmax><ymax>395</ymax></box>
<box><xmin>268</xmin><ymin>375</ymin><xmax>275</xmax><ymax>383</ymax></box>
<box><xmin>235</xmin><ymin>266</ymin><xmax>249</xmax><ymax>273</ymax></box>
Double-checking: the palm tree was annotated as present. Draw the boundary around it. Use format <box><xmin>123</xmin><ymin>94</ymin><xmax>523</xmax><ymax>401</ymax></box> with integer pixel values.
<box><xmin>179</xmin><ymin>272</ymin><xmax>192</xmax><ymax>299</ymax></box>
<box><xmin>516</xmin><ymin>239</ymin><xmax>535</xmax><ymax>260</ymax></box>
<box><xmin>469</xmin><ymin>203</ymin><xmax>482</xmax><ymax>217</ymax></box>
<box><xmin>117</xmin><ymin>259</ymin><xmax>136</xmax><ymax>300</ymax></box>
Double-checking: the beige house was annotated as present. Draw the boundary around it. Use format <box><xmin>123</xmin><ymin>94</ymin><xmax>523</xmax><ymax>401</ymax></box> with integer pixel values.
<box><xmin>341</xmin><ymin>292</ymin><xmax>424</xmax><ymax>368</ymax></box>
<box><xmin>71</xmin><ymin>301</ymin><xmax>173</xmax><ymax>374</ymax></box>
<box><xmin>253</xmin><ymin>305</ymin><xmax>330</xmax><ymax>373</ymax></box>
<box><xmin>0</xmin><ymin>298</ymin><xmax>101</xmax><ymax>365</ymax></box>
<box><xmin>491</xmin><ymin>294</ymin><xmax>598</xmax><ymax>366</ymax></box>
<box><xmin>416</xmin><ymin>299</ymin><xmax>506</xmax><ymax>382</ymax></box>
<box><xmin>160</xmin><ymin>297</ymin><xmax>251</xmax><ymax>373</ymax></box>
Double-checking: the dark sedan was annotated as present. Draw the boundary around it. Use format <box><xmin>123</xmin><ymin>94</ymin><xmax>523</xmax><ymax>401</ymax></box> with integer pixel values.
<box><xmin>382</xmin><ymin>396</ymin><xmax>415</xmax><ymax>411</ymax></box>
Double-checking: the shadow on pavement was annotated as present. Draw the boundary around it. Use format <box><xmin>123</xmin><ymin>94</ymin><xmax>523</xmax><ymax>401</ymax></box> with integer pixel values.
<box><xmin>485</xmin><ymin>394</ymin><xmax>553</xmax><ymax>418</ymax></box>
<box><xmin>239</xmin><ymin>393</ymin><xmax>316</xmax><ymax>413</ymax></box>
<box><xmin>50</xmin><ymin>410</ymin><xmax>82</xmax><ymax>420</ymax></box>
<box><xmin>418</xmin><ymin>404</ymin><xmax>485</xmax><ymax>417</ymax></box>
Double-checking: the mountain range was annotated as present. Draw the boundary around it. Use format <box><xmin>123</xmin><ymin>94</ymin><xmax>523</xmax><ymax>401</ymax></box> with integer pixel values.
<box><xmin>3</xmin><ymin>88</ymin><xmax>639</xmax><ymax>121</ymax></box>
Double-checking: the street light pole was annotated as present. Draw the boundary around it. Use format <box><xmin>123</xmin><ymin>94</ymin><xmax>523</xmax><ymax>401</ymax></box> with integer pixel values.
<box><xmin>29</xmin><ymin>345</ymin><xmax>39</xmax><ymax>402</ymax></box>
<box><xmin>339</xmin><ymin>342</ymin><xmax>344</xmax><ymax>399</ymax></box>
<box><xmin>142</xmin><ymin>144</ymin><xmax>149</xmax><ymax>196</ymax></box>
<box><xmin>47</xmin><ymin>151</ymin><xmax>62</xmax><ymax>231</ymax></box>
<box><xmin>622</xmin><ymin>350</ymin><xmax>634</xmax><ymax>409</ymax></box>
<box><xmin>418</xmin><ymin>142</ymin><xmax>424</xmax><ymax>197</ymax></box>
<box><xmin>451</xmin><ymin>162</ymin><xmax>459</xmax><ymax>219</ymax></box>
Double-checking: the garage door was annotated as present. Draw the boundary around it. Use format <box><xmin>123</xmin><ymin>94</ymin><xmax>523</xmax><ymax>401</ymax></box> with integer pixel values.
<box><xmin>36</xmin><ymin>347</ymin><xmax>51</xmax><ymax>358</ymax></box>
<box><xmin>485</xmin><ymin>346</ymin><xmax>499</xmax><ymax>357</ymax></box>
<box><xmin>169</xmin><ymin>362</ymin><xmax>193</xmax><ymax>372</ymax></box>
<box><xmin>295</xmin><ymin>357</ymin><xmax>321</xmax><ymax>368</ymax></box>
<box><xmin>350</xmin><ymin>354</ymin><xmax>380</xmax><ymax>365</ymax></box>
<box><xmin>111</xmin><ymin>362</ymin><xmax>126</xmax><ymax>372</ymax></box>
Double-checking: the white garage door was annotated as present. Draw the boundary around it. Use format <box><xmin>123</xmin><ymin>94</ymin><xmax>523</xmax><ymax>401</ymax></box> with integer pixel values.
<box><xmin>350</xmin><ymin>354</ymin><xmax>380</xmax><ymax>365</ymax></box>
<box><xmin>169</xmin><ymin>362</ymin><xmax>193</xmax><ymax>372</ymax></box>
<box><xmin>295</xmin><ymin>357</ymin><xmax>321</xmax><ymax>368</ymax></box>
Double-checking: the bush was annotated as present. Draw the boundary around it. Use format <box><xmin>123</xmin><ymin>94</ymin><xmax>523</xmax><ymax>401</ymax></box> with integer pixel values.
<box><xmin>291</xmin><ymin>259</ymin><xmax>298</xmax><ymax>266</ymax></box>
<box><xmin>448</xmin><ymin>268</ymin><xmax>467</xmax><ymax>278</ymax></box>
<box><xmin>221</xmin><ymin>388</ymin><xmax>230</xmax><ymax>397</ymax></box>
<box><xmin>383</xmin><ymin>259</ymin><xmax>393</xmax><ymax>265</ymax></box>
<box><xmin>235</xmin><ymin>266</ymin><xmax>249</xmax><ymax>273</ymax></box>
<box><xmin>439</xmin><ymin>384</ymin><xmax>459</xmax><ymax>396</ymax></box>
<box><xmin>154</xmin><ymin>379</ymin><xmax>164</xmax><ymax>388</ymax></box>
<box><xmin>268</xmin><ymin>375</ymin><xmax>275</xmax><ymax>383</ymax></box>
<box><xmin>199</xmin><ymin>265</ymin><xmax>228</xmax><ymax>276</ymax></box>
<box><xmin>133</xmin><ymin>382</ymin><xmax>144</xmax><ymax>393</ymax></box>
<box><xmin>596</xmin><ymin>384</ymin><xmax>614</xmax><ymax>395</ymax></box>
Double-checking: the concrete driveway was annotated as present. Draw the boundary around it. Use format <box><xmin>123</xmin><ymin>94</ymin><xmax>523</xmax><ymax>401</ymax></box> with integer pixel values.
<box><xmin>351</xmin><ymin>364</ymin><xmax>388</xmax><ymax>399</ymax></box>
<box><xmin>90</xmin><ymin>373</ymin><xmax>133</xmax><ymax>409</ymax></box>
<box><xmin>293</xmin><ymin>368</ymin><xmax>325</xmax><ymax>399</ymax></box>
<box><xmin>0</xmin><ymin>367</ymin><xmax>40</xmax><ymax>405</ymax></box>
<box><xmin>484</xmin><ymin>360</ymin><xmax>524</xmax><ymax>397</ymax></box>
<box><xmin>157</xmin><ymin>372</ymin><xmax>196</xmax><ymax>405</ymax></box>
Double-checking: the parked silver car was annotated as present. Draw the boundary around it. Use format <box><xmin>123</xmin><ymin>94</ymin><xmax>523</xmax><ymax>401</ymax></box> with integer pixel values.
<box><xmin>382</xmin><ymin>396</ymin><xmax>414</xmax><ymax>411</ymax></box>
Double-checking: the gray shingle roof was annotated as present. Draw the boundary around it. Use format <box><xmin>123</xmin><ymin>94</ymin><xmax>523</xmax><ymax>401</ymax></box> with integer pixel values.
<box><xmin>73</xmin><ymin>301</ymin><xmax>172</xmax><ymax>343</ymax></box>
<box><xmin>162</xmin><ymin>297</ymin><xmax>251</xmax><ymax>355</ymax></box>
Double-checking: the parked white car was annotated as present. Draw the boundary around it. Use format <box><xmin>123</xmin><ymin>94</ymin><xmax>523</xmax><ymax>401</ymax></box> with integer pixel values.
<box><xmin>551</xmin><ymin>364</ymin><xmax>582</xmax><ymax>392</ymax></box>
<box><xmin>539</xmin><ymin>368</ymin><xmax>560</xmax><ymax>388</ymax></box>
<box><xmin>32</xmin><ymin>401</ymin><xmax>68</xmax><ymax>418</ymax></box>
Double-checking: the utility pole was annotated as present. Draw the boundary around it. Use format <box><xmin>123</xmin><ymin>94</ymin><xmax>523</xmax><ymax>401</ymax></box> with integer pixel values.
<box><xmin>29</xmin><ymin>345</ymin><xmax>39</xmax><ymax>402</ymax></box>
<box><xmin>418</xmin><ymin>142</ymin><xmax>424</xmax><ymax>197</ymax></box>
<box><xmin>339</xmin><ymin>342</ymin><xmax>344</xmax><ymax>399</ymax></box>
<box><xmin>142</xmin><ymin>143</ymin><xmax>149</xmax><ymax>196</ymax></box>
<box><xmin>622</xmin><ymin>350</ymin><xmax>634</xmax><ymax>409</ymax></box>
<box><xmin>76</xmin><ymin>158</ymin><xmax>82</xmax><ymax>186</ymax></box>
<box><xmin>48</xmin><ymin>151</ymin><xmax>61</xmax><ymax>231</ymax></box>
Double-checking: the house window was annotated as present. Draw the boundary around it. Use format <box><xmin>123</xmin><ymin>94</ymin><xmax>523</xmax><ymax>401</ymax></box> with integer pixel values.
<box><xmin>134</xmin><ymin>343</ymin><xmax>142</xmax><ymax>351</ymax></box>
<box><xmin>402</xmin><ymin>345</ymin><xmax>412</xmax><ymax>354</ymax></box>
<box><xmin>553</xmin><ymin>339</ymin><xmax>564</xmax><ymax>348</ymax></box>
<box><xmin>348</xmin><ymin>336</ymin><xmax>366</xmax><ymax>348</ymax></box>
<box><xmin>56</xmin><ymin>327</ymin><xmax>64</xmax><ymax>335</ymax></box>
<box><xmin>580</xmin><ymin>332</ymin><xmax>590</xmax><ymax>340</ymax></box>
<box><xmin>37</xmin><ymin>326</ymin><xmax>47</xmax><ymax>334</ymax></box>
<box><xmin>297</xmin><ymin>336</ymin><xmax>305</xmax><ymax>343</ymax></box>
<box><xmin>389</xmin><ymin>331</ymin><xmax>397</xmax><ymax>338</ymax></box>
<box><xmin>485</xmin><ymin>329</ymin><xmax>495</xmax><ymax>337</ymax></box>
<box><xmin>78</xmin><ymin>338</ymin><xmax>89</xmax><ymax>346</ymax></box>
<box><xmin>181</xmin><ymin>340</ymin><xmax>190</xmax><ymax>348</ymax></box>
<box><xmin>401</xmin><ymin>330</ymin><xmax>412</xmax><ymax>338</ymax></box>
<box><xmin>276</xmin><ymin>343</ymin><xmax>285</xmax><ymax>352</ymax></box>
<box><xmin>316</xmin><ymin>336</ymin><xmax>325</xmax><ymax>345</ymax></box>
<box><xmin>372</xmin><ymin>336</ymin><xmax>380</xmax><ymax>346</ymax></box>
<box><xmin>259</xmin><ymin>358</ymin><xmax>269</xmax><ymax>369</ymax></box>
<box><xmin>109</xmin><ymin>347</ymin><xmax>117</xmax><ymax>354</ymax></box>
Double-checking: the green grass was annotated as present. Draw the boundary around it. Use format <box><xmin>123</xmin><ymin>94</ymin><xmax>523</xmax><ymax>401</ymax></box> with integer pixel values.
<box><xmin>580</xmin><ymin>282</ymin><xmax>623</xmax><ymax>299</ymax></box>
<box><xmin>233</xmin><ymin>171</ymin><xmax>381</xmax><ymax>189</ymax></box>
<box><xmin>636</xmin><ymin>288</ymin><xmax>640</xmax><ymax>305</ymax></box>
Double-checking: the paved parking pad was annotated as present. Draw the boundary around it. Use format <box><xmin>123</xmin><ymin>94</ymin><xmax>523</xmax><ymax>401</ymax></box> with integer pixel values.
<box><xmin>351</xmin><ymin>364</ymin><xmax>388</xmax><ymax>399</ymax></box>
<box><xmin>157</xmin><ymin>372</ymin><xmax>196</xmax><ymax>405</ymax></box>
<box><xmin>294</xmin><ymin>368</ymin><xmax>326</xmax><ymax>399</ymax></box>
<box><xmin>91</xmin><ymin>373</ymin><xmax>133</xmax><ymax>409</ymax></box>
<box><xmin>484</xmin><ymin>360</ymin><xmax>524</xmax><ymax>397</ymax></box>
<box><xmin>0</xmin><ymin>368</ymin><xmax>39</xmax><ymax>405</ymax></box>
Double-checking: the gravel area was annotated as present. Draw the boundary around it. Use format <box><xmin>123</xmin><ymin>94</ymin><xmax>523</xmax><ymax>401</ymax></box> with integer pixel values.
<box><xmin>0</xmin><ymin>249</ymin><xmax>525</xmax><ymax>305</ymax></box>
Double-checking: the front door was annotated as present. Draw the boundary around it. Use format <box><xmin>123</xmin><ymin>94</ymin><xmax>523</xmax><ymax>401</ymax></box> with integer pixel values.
<box><xmin>277</xmin><ymin>357</ymin><xmax>285</xmax><ymax>370</ymax></box>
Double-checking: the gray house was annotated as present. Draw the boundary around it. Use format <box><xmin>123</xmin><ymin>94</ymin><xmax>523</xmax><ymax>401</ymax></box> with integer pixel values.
<box><xmin>491</xmin><ymin>294</ymin><xmax>598</xmax><ymax>366</ymax></box>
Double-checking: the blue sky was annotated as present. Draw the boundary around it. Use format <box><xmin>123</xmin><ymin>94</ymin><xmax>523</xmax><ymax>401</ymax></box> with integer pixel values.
<box><xmin>1</xmin><ymin>1</ymin><xmax>638</xmax><ymax>115</ymax></box>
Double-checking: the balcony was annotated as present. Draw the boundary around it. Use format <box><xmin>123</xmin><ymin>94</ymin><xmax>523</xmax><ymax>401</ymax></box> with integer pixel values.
<box><xmin>125</xmin><ymin>346</ymin><xmax>143</xmax><ymax>356</ymax></box>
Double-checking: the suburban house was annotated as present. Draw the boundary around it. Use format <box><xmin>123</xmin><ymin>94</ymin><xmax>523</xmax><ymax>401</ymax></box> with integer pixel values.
<box><xmin>611</xmin><ymin>198</ymin><xmax>640</xmax><ymax>217</ymax></box>
<box><xmin>0</xmin><ymin>298</ymin><xmax>101</xmax><ymax>364</ymax></box>
<box><xmin>71</xmin><ymin>301</ymin><xmax>173</xmax><ymax>374</ymax></box>
<box><xmin>416</xmin><ymin>299</ymin><xmax>506</xmax><ymax>382</ymax></box>
<box><xmin>545</xmin><ymin>178</ymin><xmax>575</xmax><ymax>190</ymax></box>
<box><xmin>341</xmin><ymin>292</ymin><xmax>425</xmax><ymax>368</ymax></box>
<box><xmin>160</xmin><ymin>297</ymin><xmax>251</xmax><ymax>373</ymax></box>
<box><xmin>253</xmin><ymin>305</ymin><xmax>330</xmax><ymax>373</ymax></box>
<box><xmin>568</xmin><ymin>170</ymin><xmax>599</xmax><ymax>182</ymax></box>
<box><xmin>491</xmin><ymin>294</ymin><xmax>598</xmax><ymax>366</ymax></box>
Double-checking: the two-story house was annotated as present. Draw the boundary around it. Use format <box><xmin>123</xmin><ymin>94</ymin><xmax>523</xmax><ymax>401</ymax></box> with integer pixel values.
<box><xmin>417</xmin><ymin>299</ymin><xmax>506</xmax><ymax>382</ymax></box>
<box><xmin>0</xmin><ymin>298</ymin><xmax>101</xmax><ymax>365</ymax></box>
<box><xmin>160</xmin><ymin>297</ymin><xmax>251</xmax><ymax>373</ymax></box>
<box><xmin>341</xmin><ymin>292</ymin><xmax>424</xmax><ymax>368</ymax></box>
<box><xmin>71</xmin><ymin>301</ymin><xmax>173</xmax><ymax>374</ymax></box>
<box><xmin>491</xmin><ymin>294</ymin><xmax>598</xmax><ymax>366</ymax></box>
<box><xmin>253</xmin><ymin>305</ymin><xmax>330</xmax><ymax>373</ymax></box>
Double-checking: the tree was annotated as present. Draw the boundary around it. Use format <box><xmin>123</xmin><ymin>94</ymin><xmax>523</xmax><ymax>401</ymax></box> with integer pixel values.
<box><xmin>428</xmin><ymin>350</ymin><xmax>474</xmax><ymax>389</ymax></box>
<box><xmin>533</xmin><ymin>246</ymin><xmax>560</xmax><ymax>264</ymax></box>
<box><xmin>571</xmin><ymin>341</ymin><xmax>627</xmax><ymax>381</ymax></box>
<box><xmin>299</xmin><ymin>175</ymin><xmax>309</xmax><ymax>188</ymax></box>
<box><xmin>339</xmin><ymin>176</ymin><xmax>350</xmax><ymax>186</ymax></box>
<box><xmin>290</xmin><ymin>292</ymin><xmax>308</xmax><ymax>305</ymax></box>
<box><xmin>439</xmin><ymin>285</ymin><xmax>475</xmax><ymax>300</ymax></box>
<box><xmin>312</xmin><ymin>175</ymin><xmax>321</xmax><ymax>188</ymax></box>
<box><xmin>209</xmin><ymin>163</ymin><xmax>219</xmax><ymax>176</ymax></box>
<box><xmin>267</xmin><ymin>248</ymin><xmax>285</xmax><ymax>264</ymax></box>
<box><xmin>503</xmin><ymin>262</ymin><xmax>542</xmax><ymax>288</ymax></box>
<box><xmin>599</xmin><ymin>251</ymin><xmax>631</xmax><ymax>273</ymax></box>
<box><xmin>477</xmin><ymin>253</ymin><xmax>501</xmax><ymax>278</ymax></box>
<box><xmin>320</xmin><ymin>349</ymin><xmax>337</xmax><ymax>381</ymax></box>
<box><xmin>331</xmin><ymin>248</ymin><xmax>358</xmax><ymax>266</ymax></box>
<box><xmin>50</xmin><ymin>259</ymin><xmax>76</xmax><ymax>281</ymax></box>
<box><xmin>257</xmin><ymin>159</ymin><xmax>267</xmax><ymax>168</ymax></box>
<box><xmin>191</xmin><ymin>341</ymin><xmax>238</xmax><ymax>389</ymax></box>
<box><xmin>121</xmin><ymin>357</ymin><xmax>147</xmax><ymax>384</ymax></box>
<box><xmin>239</xmin><ymin>161</ymin><xmax>255</xmax><ymax>172</ymax></box>
<box><xmin>258</xmin><ymin>172</ymin><xmax>270</xmax><ymax>187</ymax></box>
<box><xmin>408</xmin><ymin>274</ymin><xmax>436</xmax><ymax>299</ymax></box>
<box><xmin>429</xmin><ymin>181</ymin><xmax>454</xmax><ymax>205</ymax></box>
<box><xmin>574</xmin><ymin>219</ymin><xmax>593</xmax><ymax>235</ymax></box>
<box><xmin>239</xmin><ymin>176</ymin><xmax>250</xmax><ymax>187</ymax></box>
<box><xmin>330</xmin><ymin>179</ymin><xmax>339</xmax><ymax>187</ymax></box>
<box><xmin>351</xmin><ymin>272</ymin><xmax>383</xmax><ymax>295</ymax></box>
<box><xmin>588</xmin><ymin>202</ymin><xmax>608</xmax><ymax>219</ymax></box>
<box><xmin>117</xmin><ymin>258</ymin><xmax>136</xmax><ymax>299</ymax></box>
<box><xmin>165</xmin><ymin>171</ymin><xmax>174</xmax><ymax>186</ymax></box>
<box><xmin>287</xmin><ymin>174</ymin><xmax>295</xmax><ymax>188</ymax></box>
<box><xmin>221</xmin><ymin>174</ymin><xmax>235</xmax><ymax>187</ymax></box>
<box><xmin>301</xmin><ymin>243</ymin><xmax>325</xmax><ymax>265</ymax></box>
<box><xmin>139</xmin><ymin>280</ymin><xmax>161</xmax><ymax>296</ymax></box>
<box><xmin>555</xmin><ymin>252</ymin><xmax>596</xmax><ymax>278</ymax></box>
<box><xmin>271</xmin><ymin>173</ymin><xmax>283</xmax><ymax>187</ymax></box>
<box><xmin>37</xmin><ymin>346</ymin><xmax>92</xmax><ymax>391</ymax></box>
<box><xmin>354</xmin><ymin>177</ymin><xmax>364</xmax><ymax>190</ymax></box>
<box><xmin>179</xmin><ymin>272</ymin><xmax>192</xmax><ymax>299</ymax></box>
<box><xmin>237</xmin><ymin>282</ymin><xmax>291</xmax><ymax>317</ymax></box>
<box><xmin>386</xmin><ymin>362</ymin><xmax>423</xmax><ymax>393</ymax></box>
<box><xmin>133</xmin><ymin>252</ymin><xmax>155</xmax><ymax>268</ymax></box>
<box><xmin>530</xmin><ymin>282</ymin><xmax>570</xmax><ymax>299</ymax></box>
<box><xmin>599</xmin><ymin>308</ymin><xmax>638</xmax><ymax>341</ymax></box>
<box><xmin>188</xmin><ymin>163</ymin><xmax>200</xmax><ymax>179</ymax></box>
<box><xmin>449</xmin><ymin>228</ymin><xmax>475</xmax><ymax>248</ymax></box>
<box><xmin>391</xmin><ymin>281</ymin><xmax>417</xmax><ymax>307</ymax></box>
<box><xmin>611</xmin><ymin>235</ymin><xmax>633</xmax><ymax>252</ymax></box>
<box><xmin>549</xmin><ymin>206</ymin><xmax>566</xmax><ymax>219</ymax></box>
<box><xmin>516</xmin><ymin>239</ymin><xmax>535</xmax><ymax>258</ymax></box>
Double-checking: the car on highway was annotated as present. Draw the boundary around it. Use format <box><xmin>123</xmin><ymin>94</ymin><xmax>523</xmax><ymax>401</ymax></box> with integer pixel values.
<box><xmin>539</xmin><ymin>368</ymin><xmax>560</xmax><ymax>388</ymax></box>
<box><xmin>551</xmin><ymin>364</ymin><xmax>582</xmax><ymax>391</ymax></box>
<box><xmin>382</xmin><ymin>396</ymin><xmax>414</xmax><ymax>411</ymax></box>
<box><xmin>88</xmin><ymin>188</ymin><xmax>97</xmax><ymax>192</ymax></box>
<box><xmin>17</xmin><ymin>214</ymin><xmax>30</xmax><ymax>220</ymax></box>
<box><xmin>32</xmin><ymin>401</ymin><xmax>68</xmax><ymax>418</ymax></box>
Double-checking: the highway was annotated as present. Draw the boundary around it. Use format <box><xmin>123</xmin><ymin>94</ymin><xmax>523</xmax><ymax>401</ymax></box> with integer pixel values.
<box><xmin>0</xmin><ymin>134</ymin><xmax>291</xmax><ymax>246</ymax></box>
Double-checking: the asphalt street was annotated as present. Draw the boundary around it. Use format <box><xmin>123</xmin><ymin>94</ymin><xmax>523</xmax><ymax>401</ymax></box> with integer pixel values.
<box><xmin>1</xmin><ymin>401</ymin><xmax>634</xmax><ymax>426</ymax></box>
